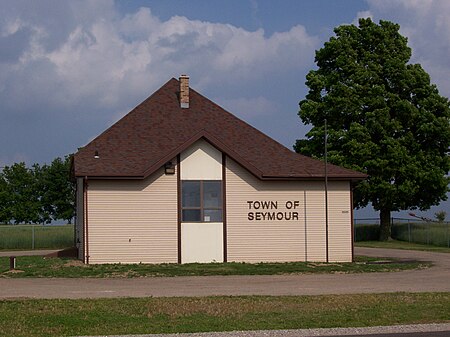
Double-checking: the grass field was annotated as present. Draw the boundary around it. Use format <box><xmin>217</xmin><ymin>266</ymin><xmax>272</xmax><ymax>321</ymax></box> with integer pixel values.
<box><xmin>0</xmin><ymin>293</ymin><xmax>448</xmax><ymax>337</ymax></box>
<box><xmin>355</xmin><ymin>239</ymin><xmax>450</xmax><ymax>253</ymax></box>
<box><xmin>0</xmin><ymin>255</ymin><xmax>430</xmax><ymax>278</ymax></box>
<box><xmin>0</xmin><ymin>225</ymin><xmax>74</xmax><ymax>250</ymax></box>
<box><xmin>392</xmin><ymin>222</ymin><xmax>450</xmax><ymax>247</ymax></box>
<box><xmin>354</xmin><ymin>222</ymin><xmax>450</xmax><ymax>248</ymax></box>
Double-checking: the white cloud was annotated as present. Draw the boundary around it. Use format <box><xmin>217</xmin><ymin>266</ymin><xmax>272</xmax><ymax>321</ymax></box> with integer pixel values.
<box><xmin>353</xmin><ymin>10</ymin><xmax>373</xmax><ymax>25</ymax></box>
<box><xmin>1</xmin><ymin>3</ymin><xmax>318</xmax><ymax>116</ymax></box>
<box><xmin>366</xmin><ymin>0</ymin><xmax>450</xmax><ymax>97</ymax></box>
<box><xmin>217</xmin><ymin>96</ymin><xmax>279</xmax><ymax>119</ymax></box>
<box><xmin>0</xmin><ymin>1</ymin><xmax>319</xmax><ymax>165</ymax></box>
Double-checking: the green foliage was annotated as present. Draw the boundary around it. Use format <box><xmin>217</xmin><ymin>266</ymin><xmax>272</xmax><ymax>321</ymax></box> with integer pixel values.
<box><xmin>0</xmin><ymin>156</ymin><xmax>75</xmax><ymax>224</ymax></box>
<box><xmin>354</xmin><ymin>224</ymin><xmax>380</xmax><ymax>241</ymax></box>
<box><xmin>435</xmin><ymin>210</ymin><xmax>447</xmax><ymax>222</ymax></box>
<box><xmin>39</xmin><ymin>157</ymin><xmax>75</xmax><ymax>223</ymax></box>
<box><xmin>0</xmin><ymin>294</ymin><xmax>448</xmax><ymax>337</ymax></box>
<box><xmin>0</xmin><ymin>163</ymin><xmax>41</xmax><ymax>224</ymax></box>
<box><xmin>0</xmin><ymin>255</ymin><xmax>428</xmax><ymax>278</ymax></box>
<box><xmin>296</xmin><ymin>18</ymin><xmax>450</xmax><ymax>240</ymax></box>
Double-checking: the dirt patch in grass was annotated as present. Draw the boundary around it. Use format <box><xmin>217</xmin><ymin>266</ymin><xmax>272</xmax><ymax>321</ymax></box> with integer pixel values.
<box><xmin>62</xmin><ymin>259</ymin><xmax>86</xmax><ymax>268</ymax></box>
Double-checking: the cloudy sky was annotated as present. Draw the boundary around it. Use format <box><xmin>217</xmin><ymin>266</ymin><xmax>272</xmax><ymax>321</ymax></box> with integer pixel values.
<box><xmin>1</xmin><ymin>0</ymin><xmax>449</xmax><ymax>218</ymax></box>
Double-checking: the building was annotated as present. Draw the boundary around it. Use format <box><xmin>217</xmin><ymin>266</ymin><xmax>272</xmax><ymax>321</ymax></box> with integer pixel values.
<box><xmin>72</xmin><ymin>75</ymin><xmax>366</xmax><ymax>264</ymax></box>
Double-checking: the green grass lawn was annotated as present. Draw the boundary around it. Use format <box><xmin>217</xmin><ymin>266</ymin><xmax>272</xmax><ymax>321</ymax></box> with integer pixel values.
<box><xmin>356</xmin><ymin>239</ymin><xmax>450</xmax><ymax>253</ymax></box>
<box><xmin>0</xmin><ymin>293</ymin><xmax>448</xmax><ymax>337</ymax></box>
<box><xmin>0</xmin><ymin>255</ymin><xmax>429</xmax><ymax>278</ymax></box>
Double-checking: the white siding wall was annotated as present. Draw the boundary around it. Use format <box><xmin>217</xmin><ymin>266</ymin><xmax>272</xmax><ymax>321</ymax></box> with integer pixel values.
<box><xmin>76</xmin><ymin>177</ymin><xmax>84</xmax><ymax>260</ymax></box>
<box><xmin>180</xmin><ymin>139</ymin><xmax>223</xmax><ymax>263</ymax></box>
<box><xmin>305</xmin><ymin>187</ymin><xmax>327</xmax><ymax>262</ymax></box>
<box><xmin>328</xmin><ymin>181</ymin><xmax>352</xmax><ymax>262</ymax></box>
<box><xmin>181</xmin><ymin>140</ymin><xmax>222</xmax><ymax>180</ymax></box>
<box><xmin>226</xmin><ymin>158</ymin><xmax>352</xmax><ymax>262</ymax></box>
<box><xmin>87</xmin><ymin>165</ymin><xmax>178</xmax><ymax>264</ymax></box>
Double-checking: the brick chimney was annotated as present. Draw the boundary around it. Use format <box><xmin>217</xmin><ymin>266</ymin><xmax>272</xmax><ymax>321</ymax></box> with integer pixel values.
<box><xmin>179</xmin><ymin>74</ymin><xmax>189</xmax><ymax>108</ymax></box>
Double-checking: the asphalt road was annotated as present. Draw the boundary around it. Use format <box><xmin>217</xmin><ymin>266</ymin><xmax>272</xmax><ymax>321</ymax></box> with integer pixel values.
<box><xmin>1</xmin><ymin>247</ymin><xmax>449</xmax><ymax>299</ymax></box>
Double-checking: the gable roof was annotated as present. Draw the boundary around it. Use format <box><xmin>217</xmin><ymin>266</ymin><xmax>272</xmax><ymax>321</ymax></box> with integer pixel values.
<box><xmin>73</xmin><ymin>78</ymin><xmax>366</xmax><ymax>181</ymax></box>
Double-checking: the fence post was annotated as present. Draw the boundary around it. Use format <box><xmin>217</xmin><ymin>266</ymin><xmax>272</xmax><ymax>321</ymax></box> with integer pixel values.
<box><xmin>32</xmin><ymin>225</ymin><xmax>35</xmax><ymax>250</ymax></box>
<box><xmin>427</xmin><ymin>221</ymin><xmax>429</xmax><ymax>245</ymax></box>
<box><xmin>391</xmin><ymin>217</ymin><xmax>394</xmax><ymax>239</ymax></box>
<box><xmin>447</xmin><ymin>221</ymin><xmax>449</xmax><ymax>248</ymax></box>
<box><xmin>408</xmin><ymin>220</ymin><xmax>411</xmax><ymax>243</ymax></box>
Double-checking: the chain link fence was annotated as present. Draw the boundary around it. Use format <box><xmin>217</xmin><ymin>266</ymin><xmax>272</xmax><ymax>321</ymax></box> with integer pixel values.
<box><xmin>0</xmin><ymin>224</ymin><xmax>75</xmax><ymax>250</ymax></box>
<box><xmin>354</xmin><ymin>217</ymin><xmax>450</xmax><ymax>247</ymax></box>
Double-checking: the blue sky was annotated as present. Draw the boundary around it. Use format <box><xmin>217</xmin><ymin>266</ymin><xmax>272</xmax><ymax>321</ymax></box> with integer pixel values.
<box><xmin>1</xmin><ymin>0</ymin><xmax>449</xmax><ymax>219</ymax></box>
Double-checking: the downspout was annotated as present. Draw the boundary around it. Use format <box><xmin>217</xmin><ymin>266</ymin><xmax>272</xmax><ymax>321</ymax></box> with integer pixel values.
<box><xmin>74</xmin><ymin>182</ymin><xmax>77</xmax><ymax>248</ymax></box>
<box><xmin>84</xmin><ymin>176</ymin><xmax>89</xmax><ymax>264</ymax></box>
<box><xmin>304</xmin><ymin>190</ymin><xmax>308</xmax><ymax>262</ymax></box>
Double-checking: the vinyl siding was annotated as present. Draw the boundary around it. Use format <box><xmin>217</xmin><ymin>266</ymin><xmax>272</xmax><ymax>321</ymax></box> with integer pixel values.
<box><xmin>76</xmin><ymin>178</ymin><xmax>84</xmax><ymax>260</ymax></box>
<box><xmin>180</xmin><ymin>139</ymin><xmax>222</xmax><ymax>180</ymax></box>
<box><xmin>328</xmin><ymin>181</ymin><xmax>352</xmax><ymax>262</ymax></box>
<box><xmin>86</xmin><ymin>164</ymin><xmax>177</xmax><ymax>264</ymax></box>
<box><xmin>226</xmin><ymin>158</ymin><xmax>306</xmax><ymax>262</ymax></box>
<box><xmin>226</xmin><ymin>158</ymin><xmax>352</xmax><ymax>262</ymax></box>
<box><xmin>304</xmin><ymin>187</ymin><xmax>327</xmax><ymax>262</ymax></box>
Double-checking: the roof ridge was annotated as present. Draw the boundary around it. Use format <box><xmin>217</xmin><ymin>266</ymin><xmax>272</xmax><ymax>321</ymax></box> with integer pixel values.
<box><xmin>189</xmin><ymin>83</ymin><xmax>309</xmax><ymax>159</ymax></box>
<box><xmin>73</xmin><ymin>77</ymin><xmax>366</xmax><ymax>181</ymax></box>
<box><xmin>79</xmin><ymin>78</ymin><xmax>177</xmax><ymax>149</ymax></box>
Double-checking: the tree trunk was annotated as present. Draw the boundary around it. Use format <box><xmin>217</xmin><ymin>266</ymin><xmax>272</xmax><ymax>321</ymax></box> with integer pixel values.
<box><xmin>379</xmin><ymin>208</ymin><xmax>391</xmax><ymax>241</ymax></box>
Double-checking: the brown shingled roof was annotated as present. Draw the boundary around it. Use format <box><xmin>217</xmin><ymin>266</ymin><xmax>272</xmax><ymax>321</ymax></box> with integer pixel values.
<box><xmin>73</xmin><ymin>78</ymin><xmax>366</xmax><ymax>181</ymax></box>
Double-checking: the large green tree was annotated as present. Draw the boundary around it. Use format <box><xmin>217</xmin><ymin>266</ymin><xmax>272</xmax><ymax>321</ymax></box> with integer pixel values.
<box><xmin>295</xmin><ymin>18</ymin><xmax>450</xmax><ymax>240</ymax></box>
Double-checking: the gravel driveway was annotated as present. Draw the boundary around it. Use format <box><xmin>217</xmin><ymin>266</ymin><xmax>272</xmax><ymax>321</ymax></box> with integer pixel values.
<box><xmin>1</xmin><ymin>247</ymin><xmax>449</xmax><ymax>299</ymax></box>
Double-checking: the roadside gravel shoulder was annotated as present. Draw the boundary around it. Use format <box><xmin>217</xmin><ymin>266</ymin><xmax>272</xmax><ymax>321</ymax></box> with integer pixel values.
<box><xmin>78</xmin><ymin>323</ymin><xmax>450</xmax><ymax>337</ymax></box>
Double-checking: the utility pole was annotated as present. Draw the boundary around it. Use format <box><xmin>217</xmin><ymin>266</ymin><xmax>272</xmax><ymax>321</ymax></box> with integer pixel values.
<box><xmin>325</xmin><ymin>119</ymin><xmax>329</xmax><ymax>263</ymax></box>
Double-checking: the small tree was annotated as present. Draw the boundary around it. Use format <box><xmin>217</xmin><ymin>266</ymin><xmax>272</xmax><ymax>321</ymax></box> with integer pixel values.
<box><xmin>0</xmin><ymin>170</ymin><xmax>10</xmax><ymax>224</ymax></box>
<box><xmin>435</xmin><ymin>211</ymin><xmax>447</xmax><ymax>223</ymax></box>
<box><xmin>2</xmin><ymin>163</ymin><xmax>41</xmax><ymax>224</ymax></box>
<box><xmin>296</xmin><ymin>18</ymin><xmax>450</xmax><ymax>240</ymax></box>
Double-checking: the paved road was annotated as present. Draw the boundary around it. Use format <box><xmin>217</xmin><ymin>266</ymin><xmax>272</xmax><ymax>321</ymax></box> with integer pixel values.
<box><xmin>1</xmin><ymin>247</ymin><xmax>449</xmax><ymax>299</ymax></box>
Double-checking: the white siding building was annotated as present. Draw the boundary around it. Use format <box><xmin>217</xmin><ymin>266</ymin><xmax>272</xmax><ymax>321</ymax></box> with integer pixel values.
<box><xmin>73</xmin><ymin>76</ymin><xmax>366</xmax><ymax>264</ymax></box>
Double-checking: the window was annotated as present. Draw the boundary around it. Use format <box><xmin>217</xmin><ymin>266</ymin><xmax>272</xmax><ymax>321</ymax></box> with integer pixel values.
<box><xmin>181</xmin><ymin>180</ymin><xmax>222</xmax><ymax>222</ymax></box>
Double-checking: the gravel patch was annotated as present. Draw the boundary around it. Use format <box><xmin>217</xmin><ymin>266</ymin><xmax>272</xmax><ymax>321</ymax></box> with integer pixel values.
<box><xmin>78</xmin><ymin>323</ymin><xmax>450</xmax><ymax>337</ymax></box>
